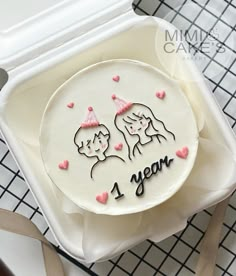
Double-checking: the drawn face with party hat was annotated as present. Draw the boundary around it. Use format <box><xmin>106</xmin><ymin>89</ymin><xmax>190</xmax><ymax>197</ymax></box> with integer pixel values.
<box><xmin>112</xmin><ymin>95</ymin><xmax>175</xmax><ymax>160</ymax></box>
<box><xmin>74</xmin><ymin>107</ymin><xmax>124</xmax><ymax>179</ymax></box>
<box><xmin>74</xmin><ymin>107</ymin><xmax>110</xmax><ymax>177</ymax></box>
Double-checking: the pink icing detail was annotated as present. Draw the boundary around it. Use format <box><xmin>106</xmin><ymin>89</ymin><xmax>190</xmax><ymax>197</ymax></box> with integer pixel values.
<box><xmin>112</xmin><ymin>75</ymin><xmax>120</xmax><ymax>82</ymax></box>
<box><xmin>58</xmin><ymin>160</ymin><xmax>69</xmax><ymax>170</ymax></box>
<box><xmin>114</xmin><ymin>143</ymin><xmax>123</xmax><ymax>151</ymax></box>
<box><xmin>156</xmin><ymin>91</ymin><xmax>166</xmax><ymax>99</ymax></box>
<box><xmin>116</xmin><ymin>102</ymin><xmax>133</xmax><ymax>115</ymax></box>
<box><xmin>81</xmin><ymin>122</ymin><xmax>99</xmax><ymax>128</ymax></box>
<box><xmin>96</xmin><ymin>192</ymin><xmax>108</xmax><ymax>204</ymax></box>
<box><xmin>176</xmin><ymin>147</ymin><xmax>189</xmax><ymax>159</ymax></box>
<box><xmin>67</xmin><ymin>102</ymin><xmax>74</xmax><ymax>108</ymax></box>
<box><xmin>112</xmin><ymin>94</ymin><xmax>117</xmax><ymax>100</ymax></box>
<box><xmin>80</xmin><ymin>107</ymin><xmax>99</xmax><ymax>128</ymax></box>
<box><xmin>112</xmin><ymin>95</ymin><xmax>133</xmax><ymax>115</ymax></box>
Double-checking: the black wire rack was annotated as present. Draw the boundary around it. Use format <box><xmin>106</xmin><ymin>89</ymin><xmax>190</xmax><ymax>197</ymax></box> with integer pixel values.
<box><xmin>0</xmin><ymin>0</ymin><xmax>236</xmax><ymax>275</ymax></box>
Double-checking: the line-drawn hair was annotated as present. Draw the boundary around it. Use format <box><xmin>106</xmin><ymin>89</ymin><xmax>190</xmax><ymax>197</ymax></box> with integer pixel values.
<box><xmin>114</xmin><ymin>103</ymin><xmax>175</xmax><ymax>160</ymax></box>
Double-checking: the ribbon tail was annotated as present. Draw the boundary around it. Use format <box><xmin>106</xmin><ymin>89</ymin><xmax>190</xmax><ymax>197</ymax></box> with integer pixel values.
<box><xmin>195</xmin><ymin>197</ymin><xmax>230</xmax><ymax>276</ymax></box>
<box><xmin>0</xmin><ymin>208</ymin><xmax>65</xmax><ymax>276</ymax></box>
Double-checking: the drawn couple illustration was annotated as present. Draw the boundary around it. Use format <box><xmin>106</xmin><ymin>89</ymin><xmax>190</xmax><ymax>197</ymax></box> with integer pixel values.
<box><xmin>74</xmin><ymin>95</ymin><xmax>175</xmax><ymax>179</ymax></box>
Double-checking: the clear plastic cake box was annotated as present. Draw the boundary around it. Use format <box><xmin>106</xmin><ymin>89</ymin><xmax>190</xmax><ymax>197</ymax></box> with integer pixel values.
<box><xmin>0</xmin><ymin>0</ymin><xmax>236</xmax><ymax>262</ymax></box>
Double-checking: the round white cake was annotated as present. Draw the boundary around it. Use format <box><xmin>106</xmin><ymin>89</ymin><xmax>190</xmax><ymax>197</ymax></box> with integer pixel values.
<box><xmin>40</xmin><ymin>59</ymin><xmax>199</xmax><ymax>215</ymax></box>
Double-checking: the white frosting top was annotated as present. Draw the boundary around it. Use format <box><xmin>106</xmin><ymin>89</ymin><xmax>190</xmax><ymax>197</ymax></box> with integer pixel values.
<box><xmin>40</xmin><ymin>59</ymin><xmax>199</xmax><ymax>215</ymax></box>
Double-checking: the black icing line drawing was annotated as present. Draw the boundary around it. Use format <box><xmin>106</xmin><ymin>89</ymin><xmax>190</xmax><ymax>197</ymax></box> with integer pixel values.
<box><xmin>113</xmin><ymin>101</ymin><xmax>176</xmax><ymax>160</ymax></box>
<box><xmin>74</xmin><ymin>124</ymin><xmax>125</xmax><ymax>179</ymax></box>
<box><xmin>74</xmin><ymin>106</ymin><xmax>125</xmax><ymax>179</ymax></box>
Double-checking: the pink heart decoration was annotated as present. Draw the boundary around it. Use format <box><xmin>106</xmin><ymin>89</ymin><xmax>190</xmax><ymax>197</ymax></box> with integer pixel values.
<box><xmin>67</xmin><ymin>102</ymin><xmax>74</xmax><ymax>108</ymax></box>
<box><xmin>58</xmin><ymin>160</ymin><xmax>69</xmax><ymax>170</ymax></box>
<box><xmin>156</xmin><ymin>91</ymin><xmax>166</xmax><ymax>99</ymax></box>
<box><xmin>114</xmin><ymin>143</ymin><xmax>123</xmax><ymax>151</ymax></box>
<box><xmin>176</xmin><ymin>147</ymin><xmax>189</xmax><ymax>159</ymax></box>
<box><xmin>96</xmin><ymin>192</ymin><xmax>108</xmax><ymax>204</ymax></box>
<box><xmin>112</xmin><ymin>75</ymin><xmax>120</xmax><ymax>82</ymax></box>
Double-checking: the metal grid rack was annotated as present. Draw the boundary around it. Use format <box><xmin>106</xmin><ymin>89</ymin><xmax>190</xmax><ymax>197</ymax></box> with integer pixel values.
<box><xmin>0</xmin><ymin>0</ymin><xmax>235</xmax><ymax>275</ymax></box>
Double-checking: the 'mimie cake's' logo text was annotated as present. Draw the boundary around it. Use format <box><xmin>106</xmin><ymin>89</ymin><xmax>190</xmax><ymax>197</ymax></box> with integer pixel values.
<box><xmin>154</xmin><ymin>3</ymin><xmax>234</xmax><ymax>81</ymax></box>
<box><xmin>163</xmin><ymin>28</ymin><xmax>226</xmax><ymax>57</ymax></box>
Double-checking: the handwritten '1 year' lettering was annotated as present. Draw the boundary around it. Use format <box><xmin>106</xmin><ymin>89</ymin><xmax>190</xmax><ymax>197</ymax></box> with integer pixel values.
<box><xmin>130</xmin><ymin>156</ymin><xmax>174</xmax><ymax>196</ymax></box>
<box><xmin>111</xmin><ymin>182</ymin><xmax>124</xmax><ymax>200</ymax></box>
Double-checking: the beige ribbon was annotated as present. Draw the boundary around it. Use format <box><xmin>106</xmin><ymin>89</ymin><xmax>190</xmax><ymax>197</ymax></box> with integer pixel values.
<box><xmin>195</xmin><ymin>197</ymin><xmax>230</xmax><ymax>276</ymax></box>
<box><xmin>0</xmin><ymin>209</ymin><xmax>65</xmax><ymax>276</ymax></box>
<box><xmin>0</xmin><ymin>198</ymin><xmax>230</xmax><ymax>275</ymax></box>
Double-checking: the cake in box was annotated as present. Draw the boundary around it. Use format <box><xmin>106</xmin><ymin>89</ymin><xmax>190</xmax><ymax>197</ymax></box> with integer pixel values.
<box><xmin>40</xmin><ymin>59</ymin><xmax>199</xmax><ymax>215</ymax></box>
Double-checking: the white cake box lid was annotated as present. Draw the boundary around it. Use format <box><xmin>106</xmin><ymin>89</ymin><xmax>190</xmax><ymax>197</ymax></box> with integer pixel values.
<box><xmin>0</xmin><ymin>0</ymin><xmax>133</xmax><ymax>71</ymax></box>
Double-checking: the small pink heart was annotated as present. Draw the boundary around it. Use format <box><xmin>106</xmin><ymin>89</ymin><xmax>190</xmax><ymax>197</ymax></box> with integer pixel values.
<box><xmin>176</xmin><ymin>147</ymin><xmax>189</xmax><ymax>159</ymax></box>
<box><xmin>96</xmin><ymin>192</ymin><xmax>108</xmax><ymax>204</ymax></box>
<box><xmin>67</xmin><ymin>102</ymin><xmax>74</xmax><ymax>108</ymax></box>
<box><xmin>156</xmin><ymin>91</ymin><xmax>166</xmax><ymax>99</ymax></box>
<box><xmin>58</xmin><ymin>160</ymin><xmax>69</xmax><ymax>170</ymax></box>
<box><xmin>112</xmin><ymin>75</ymin><xmax>120</xmax><ymax>82</ymax></box>
<box><xmin>114</xmin><ymin>143</ymin><xmax>123</xmax><ymax>151</ymax></box>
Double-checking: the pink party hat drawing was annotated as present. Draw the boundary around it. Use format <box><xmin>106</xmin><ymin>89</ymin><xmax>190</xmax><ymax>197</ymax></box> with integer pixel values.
<box><xmin>111</xmin><ymin>94</ymin><xmax>133</xmax><ymax>115</ymax></box>
<box><xmin>81</xmin><ymin>107</ymin><xmax>99</xmax><ymax>128</ymax></box>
